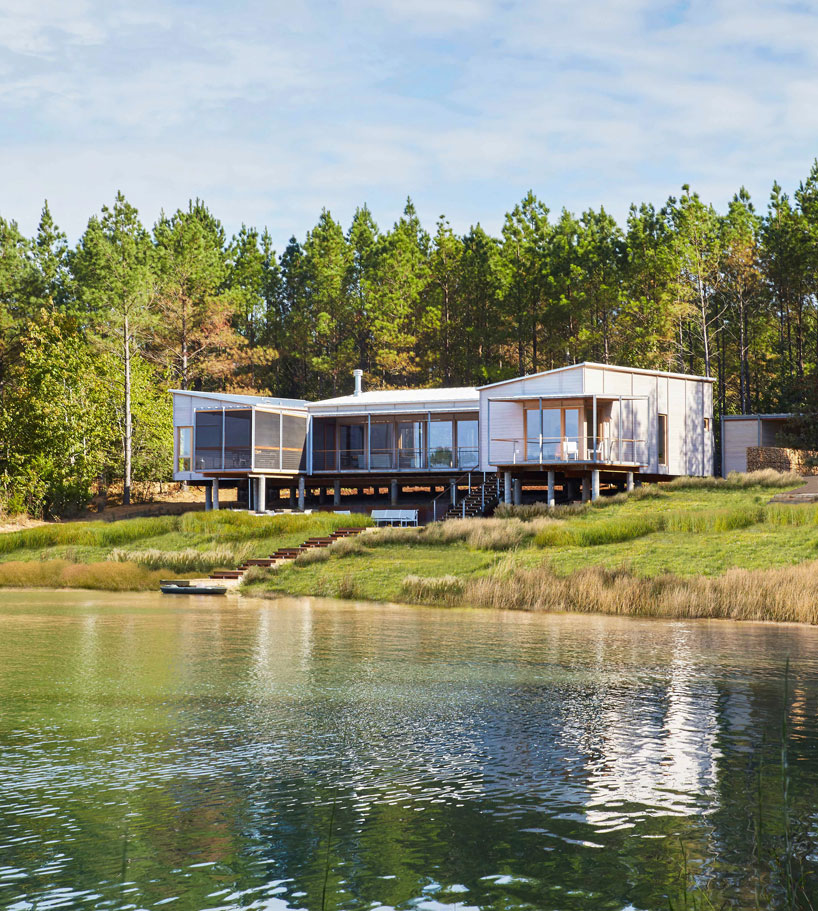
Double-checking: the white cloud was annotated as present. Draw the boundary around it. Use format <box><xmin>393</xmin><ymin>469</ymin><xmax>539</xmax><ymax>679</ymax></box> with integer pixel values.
<box><xmin>0</xmin><ymin>0</ymin><xmax>817</xmax><ymax>246</ymax></box>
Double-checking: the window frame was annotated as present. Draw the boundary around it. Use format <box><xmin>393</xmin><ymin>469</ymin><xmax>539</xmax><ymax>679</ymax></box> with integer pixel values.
<box><xmin>177</xmin><ymin>425</ymin><xmax>193</xmax><ymax>473</ymax></box>
<box><xmin>658</xmin><ymin>413</ymin><xmax>668</xmax><ymax>466</ymax></box>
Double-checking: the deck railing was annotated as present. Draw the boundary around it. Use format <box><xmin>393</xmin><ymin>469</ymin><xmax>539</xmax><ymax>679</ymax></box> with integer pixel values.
<box><xmin>312</xmin><ymin>447</ymin><xmax>479</xmax><ymax>472</ymax></box>
<box><xmin>491</xmin><ymin>437</ymin><xmax>647</xmax><ymax>465</ymax></box>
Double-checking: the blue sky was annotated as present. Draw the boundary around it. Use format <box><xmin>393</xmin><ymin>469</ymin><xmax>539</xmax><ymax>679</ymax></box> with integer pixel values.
<box><xmin>1</xmin><ymin>0</ymin><xmax>817</xmax><ymax>247</ymax></box>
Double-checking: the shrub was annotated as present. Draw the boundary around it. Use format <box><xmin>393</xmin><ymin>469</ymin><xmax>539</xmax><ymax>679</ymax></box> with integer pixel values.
<box><xmin>401</xmin><ymin>574</ymin><xmax>464</xmax><ymax>605</ymax></box>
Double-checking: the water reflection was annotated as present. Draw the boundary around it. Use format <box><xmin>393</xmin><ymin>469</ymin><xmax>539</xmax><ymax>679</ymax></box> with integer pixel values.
<box><xmin>0</xmin><ymin>591</ymin><xmax>816</xmax><ymax>909</ymax></box>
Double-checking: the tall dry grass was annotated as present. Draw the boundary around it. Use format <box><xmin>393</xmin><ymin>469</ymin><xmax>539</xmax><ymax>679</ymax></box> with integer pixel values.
<box><xmin>666</xmin><ymin>469</ymin><xmax>801</xmax><ymax>489</ymax></box>
<box><xmin>460</xmin><ymin>559</ymin><xmax>818</xmax><ymax>624</ymax></box>
<box><xmin>401</xmin><ymin>574</ymin><xmax>464</xmax><ymax>605</ymax></box>
<box><xmin>361</xmin><ymin>517</ymin><xmax>558</xmax><ymax>551</ymax></box>
<box><xmin>0</xmin><ymin>559</ymin><xmax>164</xmax><ymax>591</ymax></box>
<box><xmin>107</xmin><ymin>544</ymin><xmax>251</xmax><ymax>572</ymax></box>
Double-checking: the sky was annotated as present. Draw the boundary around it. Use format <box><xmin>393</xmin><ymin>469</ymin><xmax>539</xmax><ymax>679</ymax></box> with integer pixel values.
<box><xmin>1</xmin><ymin>0</ymin><xmax>817</xmax><ymax>248</ymax></box>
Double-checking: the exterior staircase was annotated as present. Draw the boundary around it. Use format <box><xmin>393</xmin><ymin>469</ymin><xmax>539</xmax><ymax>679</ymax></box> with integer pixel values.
<box><xmin>440</xmin><ymin>476</ymin><xmax>502</xmax><ymax>521</ymax></box>
<box><xmin>210</xmin><ymin>527</ymin><xmax>365</xmax><ymax>581</ymax></box>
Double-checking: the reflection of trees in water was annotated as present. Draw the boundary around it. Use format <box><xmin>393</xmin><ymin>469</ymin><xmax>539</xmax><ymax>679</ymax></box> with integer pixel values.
<box><xmin>3</xmin><ymin>600</ymin><xmax>818</xmax><ymax>909</ymax></box>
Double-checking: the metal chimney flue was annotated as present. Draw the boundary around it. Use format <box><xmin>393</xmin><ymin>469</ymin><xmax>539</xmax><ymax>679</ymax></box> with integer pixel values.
<box><xmin>353</xmin><ymin>369</ymin><xmax>363</xmax><ymax>396</ymax></box>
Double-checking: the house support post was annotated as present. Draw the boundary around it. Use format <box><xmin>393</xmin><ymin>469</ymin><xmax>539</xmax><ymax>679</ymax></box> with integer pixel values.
<box><xmin>627</xmin><ymin>471</ymin><xmax>634</xmax><ymax>492</ymax></box>
<box><xmin>390</xmin><ymin>479</ymin><xmax>399</xmax><ymax>506</ymax></box>
<box><xmin>503</xmin><ymin>470</ymin><xmax>512</xmax><ymax>505</ymax></box>
<box><xmin>547</xmin><ymin>470</ymin><xmax>555</xmax><ymax>508</ymax></box>
<box><xmin>450</xmin><ymin>479</ymin><xmax>457</xmax><ymax>506</ymax></box>
<box><xmin>581</xmin><ymin>474</ymin><xmax>590</xmax><ymax>503</ymax></box>
<box><xmin>333</xmin><ymin>480</ymin><xmax>341</xmax><ymax>506</ymax></box>
<box><xmin>318</xmin><ymin>487</ymin><xmax>326</xmax><ymax>505</ymax></box>
<box><xmin>297</xmin><ymin>477</ymin><xmax>305</xmax><ymax>511</ymax></box>
<box><xmin>205</xmin><ymin>484</ymin><xmax>212</xmax><ymax>511</ymax></box>
<box><xmin>212</xmin><ymin>479</ymin><xmax>219</xmax><ymax>511</ymax></box>
<box><xmin>256</xmin><ymin>475</ymin><xmax>266</xmax><ymax>514</ymax></box>
<box><xmin>513</xmin><ymin>478</ymin><xmax>522</xmax><ymax>506</ymax></box>
<box><xmin>289</xmin><ymin>486</ymin><xmax>296</xmax><ymax>508</ymax></box>
<box><xmin>591</xmin><ymin>469</ymin><xmax>600</xmax><ymax>502</ymax></box>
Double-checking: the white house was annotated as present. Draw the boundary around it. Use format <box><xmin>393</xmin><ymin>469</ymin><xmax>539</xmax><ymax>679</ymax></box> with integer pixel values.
<box><xmin>171</xmin><ymin>363</ymin><xmax>714</xmax><ymax>512</ymax></box>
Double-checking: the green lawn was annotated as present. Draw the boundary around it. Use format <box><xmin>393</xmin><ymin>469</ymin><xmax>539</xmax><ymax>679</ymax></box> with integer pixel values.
<box><xmin>0</xmin><ymin>511</ymin><xmax>372</xmax><ymax>588</ymax></box>
<box><xmin>246</xmin><ymin>477</ymin><xmax>818</xmax><ymax>604</ymax></box>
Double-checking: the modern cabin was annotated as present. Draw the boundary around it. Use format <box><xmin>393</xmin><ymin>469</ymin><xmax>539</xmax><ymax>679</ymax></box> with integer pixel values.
<box><xmin>171</xmin><ymin>363</ymin><xmax>714</xmax><ymax>512</ymax></box>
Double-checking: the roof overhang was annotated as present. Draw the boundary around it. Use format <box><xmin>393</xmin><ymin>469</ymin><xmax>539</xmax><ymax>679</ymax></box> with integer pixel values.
<box><xmin>486</xmin><ymin>393</ymin><xmax>649</xmax><ymax>403</ymax></box>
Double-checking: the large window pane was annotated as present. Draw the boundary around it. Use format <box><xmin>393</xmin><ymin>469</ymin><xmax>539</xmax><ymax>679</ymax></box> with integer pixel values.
<box><xmin>177</xmin><ymin>426</ymin><xmax>192</xmax><ymax>472</ymax></box>
<box><xmin>370</xmin><ymin>422</ymin><xmax>394</xmax><ymax>469</ymax></box>
<box><xmin>339</xmin><ymin>423</ymin><xmax>365</xmax><ymax>469</ymax></box>
<box><xmin>398</xmin><ymin>421</ymin><xmax>424</xmax><ymax>469</ymax></box>
<box><xmin>429</xmin><ymin>420</ymin><xmax>453</xmax><ymax>468</ymax></box>
<box><xmin>456</xmin><ymin>419</ymin><xmax>478</xmax><ymax>468</ymax></box>
<box><xmin>562</xmin><ymin>408</ymin><xmax>579</xmax><ymax>460</ymax></box>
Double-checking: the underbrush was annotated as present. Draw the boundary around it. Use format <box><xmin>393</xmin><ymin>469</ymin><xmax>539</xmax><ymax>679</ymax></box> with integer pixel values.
<box><xmin>0</xmin><ymin>559</ymin><xmax>165</xmax><ymax>591</ymax></box>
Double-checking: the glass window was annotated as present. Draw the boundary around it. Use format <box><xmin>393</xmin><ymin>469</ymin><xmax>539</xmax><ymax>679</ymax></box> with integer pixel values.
<box><xmin>429</xmin><ymin>420</ymin><xmax>454</xmax><ymax>468</ymax></box>
<box><xmin>456</xmin><ymin>419</ymin><xmax>478</xmax><ymax>468</ymax></box>
<box><xmin>339</xmin><ymin>423</ymin><xmax>365</xmax><ymax>469</ymax></box>
<box><xmin>658</xmin><ymin>414</ymin><xmax>668</xmax><ymax>465</ymax></box>
<box><xmin>563</xmin><ymin>408</ymin><xmax>580</xmax><ymax>459</ymax></box>
<box><xmin>177</xmin><ymin>426</ymin><xmax>192</xmax><ymax>472</ymax></box>
<box><xmin>370</xmin><ymin>422</ymin><xmax>394</xmax><ymax>469</ymax></box>
<box><xmin>398</xmin><ymin>421</ymin><xmax>424</xmax><ymax>469</ymax></box>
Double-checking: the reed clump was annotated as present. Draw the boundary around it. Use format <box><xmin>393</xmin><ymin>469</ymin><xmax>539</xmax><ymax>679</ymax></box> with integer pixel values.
<box><xmin>401</xmin><ymin>574</ymin><xmax>464</xmax><ymax>605</ymax></box>
<box><xmin>0</xmin><ymin>559</ymin><xmax>164</xmax><ymax>591</ymax></box>
<box><xmin>461</xmin><ymin>560</ymin><xmax>818</xmax><ymax>624</ymax></box>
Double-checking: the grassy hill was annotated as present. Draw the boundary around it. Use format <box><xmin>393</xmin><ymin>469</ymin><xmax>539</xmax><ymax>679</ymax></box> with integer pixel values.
<box><xmin>244</xmin><ymin>471</ymin><xmax>818</xmax><ymax>624</ymax></box>
<box><xmin>0</xmin><ymin>511</ymin><xmax>371</xmax><ymax>590</ymax></box>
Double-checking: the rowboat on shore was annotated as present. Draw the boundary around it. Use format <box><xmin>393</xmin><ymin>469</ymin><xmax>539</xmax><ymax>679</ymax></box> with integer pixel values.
<box><xmin>160</xmin><ymin>580</ymin><xmax>227</xmax><ymax>596</ymax></box>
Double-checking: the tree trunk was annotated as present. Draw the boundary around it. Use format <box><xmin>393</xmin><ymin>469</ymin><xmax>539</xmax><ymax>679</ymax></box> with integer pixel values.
<box><xmin>123</xmin><ymin>311</ymin><xmax>132</xmax><ymax>507</ymax></box>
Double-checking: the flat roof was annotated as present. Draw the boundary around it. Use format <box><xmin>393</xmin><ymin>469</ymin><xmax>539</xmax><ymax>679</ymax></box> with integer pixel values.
<box><xmin>722</xmin><ymin>413</ymin><xmax>792</xmax><ymax>420</ymax></box>
<box><xmin>171</xmin><ymin>389</ymin><xmax>307</xmax><ymax>409</ymax></box>
<box><xmin>477</xmin><ymin>361</ymin><xmax>714</xmax><ymax>390</ymax></box>
<box><xmin>309</xmin><ymin>387</ymin><xmax>479</xmax><ymax>408</ymax></box>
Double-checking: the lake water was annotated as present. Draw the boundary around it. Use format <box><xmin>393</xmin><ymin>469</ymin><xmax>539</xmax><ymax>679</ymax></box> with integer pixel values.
<box><xmin>1</xmin><ymin>591</ymin><xmax>817</xmax><ymax>910</ymax></box>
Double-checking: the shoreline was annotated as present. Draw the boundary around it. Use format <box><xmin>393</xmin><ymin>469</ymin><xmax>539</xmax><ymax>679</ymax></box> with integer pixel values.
<box><xmin>3</xmin><ymin>584</ymin><xmax>818</xmax><ymax>631</ymax></box>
